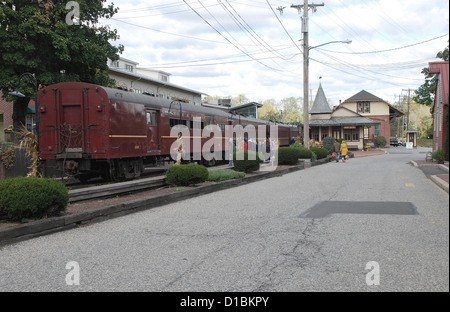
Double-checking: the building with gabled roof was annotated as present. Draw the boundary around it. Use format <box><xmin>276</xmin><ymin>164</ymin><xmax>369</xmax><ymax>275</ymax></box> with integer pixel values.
<box><xmin>309</xmin><ymin>83</ymin><xmax>380</xmax><ymax>150</ymax></box>
<box><xmin>337</xmin><ymin>90</ymin><xmax>403</xmax><ymax>145</ymax></box>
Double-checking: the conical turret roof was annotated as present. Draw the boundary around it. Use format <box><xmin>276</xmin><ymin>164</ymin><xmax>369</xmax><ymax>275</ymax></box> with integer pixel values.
<box><xmin>310</xmin><ymin>83</ymin><xmax>332</xmax><ymax>114</ymax></box>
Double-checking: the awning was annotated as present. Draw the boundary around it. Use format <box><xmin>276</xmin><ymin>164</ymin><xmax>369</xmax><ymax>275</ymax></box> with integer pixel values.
<box><xmin>27</xmin><ymin>105</ymin><xmax>35</xmax><ymax>114</ymax></box>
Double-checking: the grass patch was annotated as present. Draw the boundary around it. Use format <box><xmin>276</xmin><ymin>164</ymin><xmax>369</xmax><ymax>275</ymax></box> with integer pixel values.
<box><xmin>417</xmin><ymin>138</ymin><xmax>432</xmax><ymax>148</ymax></box>
<box><xmin>207</xmin><ymin>169</ymin><xmax>245</xmax><ymax>182</ymax></box>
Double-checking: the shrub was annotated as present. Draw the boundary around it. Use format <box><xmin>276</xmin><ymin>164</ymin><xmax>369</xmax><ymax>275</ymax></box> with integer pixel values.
<box><xmin>0</xmin><ymin>177</ymin><xmax>69</xmax><ymax>221</ymax></box>
<box><xmin>322</xmin><ymin>137</ymin><xmax>336</xmax><ymax>154</ymax></box>
<box><xmin>311</xmin><ymin>151</ymin><xmax>317</xmax><ymax>162</ymax></box>
<box><xmin>278</xmin><ymin>147</ymin><xmax>300</xmax><ymax>165</ymax></box>
<box><xmin>310</xmin><ymin>147</ymin><xmax>329</xmax><ymax>159</ymax></box>
<box><xmin>233</xmin><ymin>150</ymin><xmax>262</xmax><ymax>172</ymax></box>
<box><xmin>207</xmin><ymin>169</ymin><xmax>245</xmax><ymax>182</ymax></box>
<box><xmin>165</xmin><ymin>164</ymin><xmax>209</xmax><ymax>186</ymax></box>
<box><xmin>431</xmin><ymin>149</ymin><xmax>445</xmax><ymax>162</ymax></box>
<box><xmin>289</xmin><ymin>143</ymin><xmax>303</xmax><ymax>149</ymax></box>
<box><xmin>290</xmin><ymin>145</ymin><xmax>312</xmax><ymax>159</ymax></box>
<box><xmin>375</xmin><ymin>136</ymin><xmax>387</xmax><ymax>148</ymax></box>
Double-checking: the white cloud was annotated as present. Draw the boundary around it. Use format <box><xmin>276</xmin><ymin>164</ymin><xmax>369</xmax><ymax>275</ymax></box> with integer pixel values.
<box><xmin>102</xmin><ymin>0</ymin><xmax>449</xmax><ymax>106</ymax></box>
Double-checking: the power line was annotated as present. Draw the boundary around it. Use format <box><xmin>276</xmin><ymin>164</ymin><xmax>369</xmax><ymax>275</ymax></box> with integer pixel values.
<box><xmin>316</xmin><ymin>33</ymin><xmax>449</xmax><ymax>55</ymax></box>
<box><xmin>266</xmin><ymin>0</ymin><xmax>303</xmax><ymax>54</ymax></box>
<box><xmin>182</xmin><ymin>0</ymin><xmax>287</xmax><ymax>72</ymax></box>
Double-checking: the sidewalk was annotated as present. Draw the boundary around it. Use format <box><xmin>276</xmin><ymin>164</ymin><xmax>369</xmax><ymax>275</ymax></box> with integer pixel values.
<box><xmin>411</xmin><ymin>160</ymin><xmax>449</xmax><ymax>194</ymax></box>
<box><xmin>352</xmin><ymin>149</ymin><xmax>386</xmax><ymax>158</ymax></box>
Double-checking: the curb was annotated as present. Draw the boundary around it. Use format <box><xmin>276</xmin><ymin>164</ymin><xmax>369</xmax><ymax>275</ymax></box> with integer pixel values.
<box><xmin>430</xmin><ymin>175</ymin><xmax>449</xmax><ymax>194</ymax></box>
<box><xmin>1</xmin><ymin>159</ymin><xmax>333</xmax><ymax>247</ymax></box>
<box><xmin>410</xmin><ymin>160</ymin><xmax>449</xmax><ymax>194</ymax></box>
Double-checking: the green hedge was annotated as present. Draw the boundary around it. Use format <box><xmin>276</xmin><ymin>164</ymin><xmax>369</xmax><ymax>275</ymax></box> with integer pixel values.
<box><xmin>207</xmin><ymin>169</ymin><xmax>245</xmax><ymax>182</ymax></box>
<box><xmin>278</xmin><ymin>147</ymin><xmax>299</xmax><ymax>165</ymax></box>
<box><xmin>165</xmin><ymin>164</ymin><xmax>209</xmax><ymax>186</ymax></box>
<box><xmin>0</xmin><ymin>177</ymin><xmax>69</xmax><ymax>221</ymax></box>
<box><xmin>289</xmin><ymin>144</ymin><xmax>312</xmax><ymax>159</ymax></box>
<box><xmin>310</xmin><ymin>147</ymin><xmax>329</xmax><ymax>159</ymax></box>
<box><xmin>233</xmin><ymin>150</ymin><xmax>262</xmax><ymax>172</ymax></box>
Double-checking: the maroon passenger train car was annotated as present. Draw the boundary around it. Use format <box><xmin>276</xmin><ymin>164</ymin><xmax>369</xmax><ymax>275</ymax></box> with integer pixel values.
<box><xmin>37</xmin><ymin>82</ymin><xmax>301</xmax><ymax>181</ymax></box>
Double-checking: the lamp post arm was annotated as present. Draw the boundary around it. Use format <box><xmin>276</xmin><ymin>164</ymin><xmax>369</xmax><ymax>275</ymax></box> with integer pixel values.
<box><xmin>309</xmin><ymin>40</ymin><xmax>352</xmax><ymax>50</ymax></box>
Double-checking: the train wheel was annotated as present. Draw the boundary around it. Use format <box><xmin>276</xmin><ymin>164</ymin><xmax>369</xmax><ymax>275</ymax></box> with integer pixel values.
<box><xmin>99</xmin><ymin>161</ymin><xmax>121</xmax><ymax>182</ymax></box>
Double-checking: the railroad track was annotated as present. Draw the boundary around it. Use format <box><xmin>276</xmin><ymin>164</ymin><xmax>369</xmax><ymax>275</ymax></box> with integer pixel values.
<box><xmin>67</xmin><ymin>163</ymin><xmax>229</xmax><ymax>203</ymax></box>
<box><xmin>68</xmin><ymin>175</ymin><xmax>167</xmax><ymax>203</ymax></box>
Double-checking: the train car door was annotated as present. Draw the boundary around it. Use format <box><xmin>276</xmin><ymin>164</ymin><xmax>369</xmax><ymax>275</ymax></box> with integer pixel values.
<box><xmin>146</xmin><ymin>109</ymin><xmax>160</xmax><ymax>152</ymax></box>
<box><xmin>58</xmin><ymin>89</ymin><xmax>84</xmax><ymax>154</ymax></box>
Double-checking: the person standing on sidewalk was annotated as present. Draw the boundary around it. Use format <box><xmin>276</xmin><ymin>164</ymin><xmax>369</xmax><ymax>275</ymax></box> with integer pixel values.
<box><xmin>175</xmin><ymin>132</ymin><xmax>183</xmax><ymax>165</ymax></box>
<box><xmin>228</xmin><ymin>137</ymin><xmax>235</xmax><ymax>167</ymax></box>
<box><xmin>333</xmin><ymin>139</ymin><xmax>341</xmax><ymax>163</ymax></box>
<box><xmin>340</xmin><ymin>140</ymin><xmax>349</xmax><ymax>163</ymax></box>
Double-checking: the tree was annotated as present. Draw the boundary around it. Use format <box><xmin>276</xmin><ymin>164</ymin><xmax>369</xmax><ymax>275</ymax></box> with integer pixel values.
<box><xmin>414</xmin><ymin>41</ymin><xmax>449</xmax><ymax>106</ymax></box>
<box><xmin>0</xmin><ymin>0</ymin><xmax>123</xmax><ymax>140</ymax></box>
<box><xmin>258</xmin><ymin>99</ymin><xmax>280</xmax><ymax>122</ymax></box>
<box><xmin>279</xmin><ymin>97</ymin><xmax>302</xmax><ymax>124</ymax></box>
<box><xmin>232</xmin><ymin>94</ymin><xmax>250</xmax><ymax>107</ymax></box>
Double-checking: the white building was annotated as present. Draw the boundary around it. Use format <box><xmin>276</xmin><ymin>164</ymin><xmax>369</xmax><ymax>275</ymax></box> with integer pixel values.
<box><xmin>107</xmin><ymin>57</ymin><xmax>205</xmax><ymax>105</ymax></box>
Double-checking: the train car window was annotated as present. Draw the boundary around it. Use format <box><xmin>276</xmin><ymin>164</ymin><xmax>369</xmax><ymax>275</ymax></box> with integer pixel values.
<box><xmin>147</xmin><ymin>112</ymin><xmax>158</xmax><ymax>126</ymax></box>
<box><xmin>206</xmin><ymin>116</ymin><xmax>214</xmax><ymax>125</ymax></box>
<box><xmin>170</xmin><ymin>118</ymin><xmax>189</xmax><ymax>128</ymax></box>
<box><xmin>192</xmin><ymin>118</ymin><xmax>205</xmax><ymax>130</ymax></box>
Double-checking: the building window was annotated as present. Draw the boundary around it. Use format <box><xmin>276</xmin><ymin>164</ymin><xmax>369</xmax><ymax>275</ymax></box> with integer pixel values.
<box><xmin>344</xmin><ymin>129</ymin><xmax>359</xmax><ymax>142</ymax></box>
<box><xmin>125</xmin><ymin>64</ymin><xmax>134</xmax><ymax>72</ymax></box>
<box><xmin>357</xmin><ymin>101</ymin><xmax>370</xmax><ymax>113</ymax></box>
<box><xmin>161</xmin><ymin>74</ymin><xmax>169</xmax><ymax>82</ymax></box>
<box><xmin>374</xmin><ymin>125</ymin><xmax>379</xmax><ymax>136</ymax></box>
<box><xmin>311</xmin><ymin>128</ymin><xmax>319</xmax><ymax>141</ymax></box>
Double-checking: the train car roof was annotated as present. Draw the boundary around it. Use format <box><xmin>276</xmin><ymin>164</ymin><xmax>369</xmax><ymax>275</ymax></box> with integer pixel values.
<box><xmin>41</xmin><ymin>82</ymin><xmax>297</xmax><ymax>128</ymax></box>
<box><xmin>103</xmin><ymin>85</ymin><xmax>296</xmax><ymax>127</ymax></box>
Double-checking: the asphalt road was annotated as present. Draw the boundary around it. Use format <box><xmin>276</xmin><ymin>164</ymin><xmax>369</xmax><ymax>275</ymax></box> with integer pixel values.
<box><xmin>0</xmin><ymin>147</ymin><xmax>448</xmax><ymax>293</ymax></box>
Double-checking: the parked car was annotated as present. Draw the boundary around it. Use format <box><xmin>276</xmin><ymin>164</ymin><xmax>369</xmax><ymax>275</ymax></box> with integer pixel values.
<box><xmin>390</xmin><ymin>137</ymin><xmax>399</xmax><ymax>146</ymax></box>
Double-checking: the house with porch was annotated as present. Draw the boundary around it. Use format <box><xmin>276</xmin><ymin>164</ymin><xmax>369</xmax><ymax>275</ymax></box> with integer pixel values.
<box><xmin>309</xmin><ymin>83</ymin><xmax>380</xmax><ymax>150</ymax></box>
<box><xmin>337</xmin><ymin>90</ymin><xmax>404</xmax><ymax>145</ymax></box>
<box><xmin>428</xmin><ymin>61</ymin><xmax>449</xmax><ymax>155</ymax></box>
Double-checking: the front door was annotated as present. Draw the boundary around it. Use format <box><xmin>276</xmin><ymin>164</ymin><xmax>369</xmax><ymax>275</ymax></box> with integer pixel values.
<box><xmin>146</xmin><ymin>110</ymin><xmax>160</xmax><ymax>152</ymax></box>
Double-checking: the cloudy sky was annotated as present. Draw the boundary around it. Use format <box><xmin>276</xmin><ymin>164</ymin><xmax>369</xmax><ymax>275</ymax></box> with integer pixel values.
<box><xmin>100</xmin><ymin>0</ymin><xmax>449</xmax><ymax>107</ymax></box>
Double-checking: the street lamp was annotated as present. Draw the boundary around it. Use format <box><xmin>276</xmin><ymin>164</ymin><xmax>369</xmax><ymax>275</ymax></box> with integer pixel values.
<box><xmin>167</xmin><ymin>100</ymin><xmax>183</xmax><ymax>123</ymax></box>
<box><xmin>302</xmin><ymin>39</ymin><xmax>351</xmax><ymax>148</ymax></box>
<box><xmin>8</xmin><ymin>72</ymin><xmax>39</xmax><ymax>148</ymax></box>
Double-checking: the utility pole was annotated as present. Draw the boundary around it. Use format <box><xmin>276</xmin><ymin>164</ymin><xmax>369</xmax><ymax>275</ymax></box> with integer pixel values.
<box><xmin>291</xmin><ymin>0</ymin><xmax>324</xmax><ymax>148</ymax></box>
<box><xmin>396</xmin><ymin>95</ymin><xmax>400</xmax><ymax>138</ymax></box>
<box><xmin>403</xmin><ymin>88</ymin><xmax>413</xmax><ymax>131</ymax></box>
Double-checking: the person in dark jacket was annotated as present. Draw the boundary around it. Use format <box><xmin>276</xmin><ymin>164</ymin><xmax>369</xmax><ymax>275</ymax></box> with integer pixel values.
<box><xmin>333</xmin><ymin>139</ymin><xmax>341</xmax><ymax>163</ymax></box>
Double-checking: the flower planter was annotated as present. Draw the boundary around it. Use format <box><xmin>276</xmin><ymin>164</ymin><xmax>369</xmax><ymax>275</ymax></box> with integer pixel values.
<box><xmin>4</xmin><ymin>131</ymin><xmax>13</xmax><ymax>142</ymax></box>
